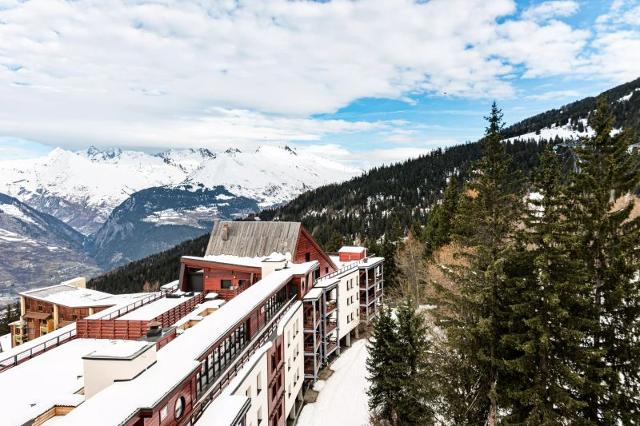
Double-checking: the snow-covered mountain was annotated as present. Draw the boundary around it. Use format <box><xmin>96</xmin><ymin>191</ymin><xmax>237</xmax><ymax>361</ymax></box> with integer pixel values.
<box><xmin>0</xmin><ymin>193</ymin><xmax>100</xmax><ymax>305</ymax></box>
<box><xmin>0</xmin><ymin>145</ymin><xmax>360</xmax><ymax>235</ymax></box>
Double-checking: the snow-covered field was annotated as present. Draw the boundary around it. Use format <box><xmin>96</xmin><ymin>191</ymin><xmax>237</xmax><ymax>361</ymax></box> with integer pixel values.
<box><xmin>298</xmin><ymin>338</ymin><xmax>370</xmax><ymax>426</ymax></box>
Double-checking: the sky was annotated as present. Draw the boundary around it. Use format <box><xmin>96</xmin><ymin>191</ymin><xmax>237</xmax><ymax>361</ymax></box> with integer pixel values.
<box><xmin>0</xmin><ymin>0</ymin><xmax>639</xmax><ymax>167</ymax></box>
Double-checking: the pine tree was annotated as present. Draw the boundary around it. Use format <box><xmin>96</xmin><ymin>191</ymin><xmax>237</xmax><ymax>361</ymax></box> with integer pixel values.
<box><xmin>431</xmin><ymin>102</ymin><xmax>523</xmax><ymax>424</ymax></box>
<box><xmin>503</xmin><ymin>147</ymin><xmax>592</xmax><ymax>424</ymax></box>
<box><xmin>393</xmin><ymin>298</ymin><xmax>435</xmax><ymax>425</ymax></box>
<box><xmin>367</xmin><ymin>305</ymin><xmax>401</xmax><ymax>423</ymax></box>
<box><xmin>570</xmin><ymin>96</ymin><xmax>640</xmax><ymax>424</ymax></box>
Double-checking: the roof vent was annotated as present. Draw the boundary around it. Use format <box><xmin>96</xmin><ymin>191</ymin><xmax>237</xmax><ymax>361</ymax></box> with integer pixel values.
<box><xmin>221</xmin><ymin>223</ymin><xmax>229</xmax><ymax>241</ymax></box>
<box><xmin>147</xmin><ymin>321</ymin><xmax>162</xmax><ymax>338</ymax></box>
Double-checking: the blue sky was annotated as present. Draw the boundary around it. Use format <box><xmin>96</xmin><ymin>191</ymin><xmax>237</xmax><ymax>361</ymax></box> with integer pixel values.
<box><xmin>0</xmin><ymin>0</ymin><xmax>639</xmax><ymax>166</ymax></box>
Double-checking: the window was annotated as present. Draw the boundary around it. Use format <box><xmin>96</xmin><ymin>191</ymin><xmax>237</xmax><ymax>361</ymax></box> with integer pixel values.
<box><xmin>305</xmin><ymin>252</ymin><xmax>311</xmax><ymax>262</ymax></box>
<box><xmin>257</xmin><ymin>374</ymin><xmax>262</xmax><ymax>394</ymax></box>
<box><xmin>246</xmin><ymin>386</ymin><xmax>251</xmax><ymax>397</ymax></box>
<box><xmin>160</xmin><ymin>405</ymin><xmax>168</xmax><ymax>421</ymax></box>
<box><xmin>221</xmin><ymin>279</ymin><xmax>232</xmax><ymax>289</ymax></box>
<box><xmin>174</xmin><ymin>396</ymin><xmax>185</xmax><ymax>420</ymax></box>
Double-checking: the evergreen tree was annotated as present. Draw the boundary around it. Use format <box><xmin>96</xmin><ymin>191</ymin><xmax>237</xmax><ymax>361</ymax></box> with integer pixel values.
<box><xmin>432</xmin><ymin>102</ymin><xmax>523</xmax><ymax>424</ymax></box>
<box><xmin>367</xmin><ymin>300</ymin><xmax>435</xmax><ymax>426</ymax></box>
<box><xmin>570</xmin><ymin>96</ymin><xmax>640</xmax><ymax>424</ymax></box>
<box><xmin>504</xmin><ymin>147</ymin><xmax>592</xmax><ymax>424</ymax></box>
<box><xmin>394</xmin><ymin>298</ymin><xmax>435</xmax><ymax>425</ymax></box>
<box><xmin>367</xmin><ymin>305</ymin><xmax>401</xmax><ymax>423</ymax></box>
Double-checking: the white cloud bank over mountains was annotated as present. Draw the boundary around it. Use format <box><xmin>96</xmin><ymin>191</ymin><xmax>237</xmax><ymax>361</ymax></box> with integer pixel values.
<box><xmin>0</xmin><ymin>0</ymin><xmax>639</xmax><ymax>165</ymax></box>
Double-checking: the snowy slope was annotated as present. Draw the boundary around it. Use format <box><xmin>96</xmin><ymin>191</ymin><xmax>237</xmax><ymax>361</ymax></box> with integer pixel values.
<box><xmin>182</xmin><ymin>145</ymin><xmax>358</xmax><ymax>207</ymax></box>
<box><xmin>0</xmin><ymin>146</ymin><xmax>360</xmax><ymax>234</ymax></box>
<box><xmin>0</xmin><ymin>147</ymin><xmax>188</xmax><ymax>234</ymax></box>
<box><xmin>0</xmin><ymin>193</ymin><xmax>101</xmax><ymax>305</ymax></box>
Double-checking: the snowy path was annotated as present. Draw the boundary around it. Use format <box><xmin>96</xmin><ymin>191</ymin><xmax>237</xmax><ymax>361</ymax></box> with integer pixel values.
<box><xmin>297</xmin><ymin>338</ymin><xmax>370</xmax><ymax>426</ymax></box>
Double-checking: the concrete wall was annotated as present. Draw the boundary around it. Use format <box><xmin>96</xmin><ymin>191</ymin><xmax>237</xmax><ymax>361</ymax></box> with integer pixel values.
<box><xmin>282</xmin><ymin>305</ymin><xmax>304</xmax><ymax>419</ymax></box>
<box><xmin>338</xmin><ymin>270</ymin><xmax>360</xmax><ymax>339</ymax></box>
<box><xmin>83</xmin><ymin>344</ymin><xmax>157</xmax><ymax>398</ymax></box>
<box><xmin>234</xmin><ymin>352</ymin><xmax>269</xmax><ymax>426</ymax></box>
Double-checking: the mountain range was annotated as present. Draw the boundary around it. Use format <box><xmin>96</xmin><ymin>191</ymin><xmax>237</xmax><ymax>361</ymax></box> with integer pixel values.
<box><xmin>0</xmin><ymin>145</ymin><xmax>359</xmax><ymax>302</ymax></box>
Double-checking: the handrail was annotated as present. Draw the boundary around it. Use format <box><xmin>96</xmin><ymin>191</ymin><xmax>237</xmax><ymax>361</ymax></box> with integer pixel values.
<box><xmin>0</xmin><ymin>290</ymin><xmax>170</xmax><ymax>373</ymax></box>
<box><xmin>0</xmin><ymin>327</ymin><xmax>76</xmax><ymax>373</ymax></box>
<box><xmin>185</xmin><ymin>296</ymin><xmax>297</xmax><ymax>425</ymax></box>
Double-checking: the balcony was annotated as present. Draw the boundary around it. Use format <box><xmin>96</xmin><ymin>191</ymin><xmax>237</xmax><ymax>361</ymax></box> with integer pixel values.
<box><xmin>40</xmin><ymin>325</ymin><xmax>49</xmax><ymax>335</ymax></box>
<box><xmin>325</xmin><ymin>301</ymin><xmax>337</xmax><ymax>315</ymax></box>
<box><xmin>325</xmin><ymin>320</ymin><xmax>337</xmax><ymax>334</ymax></box>
<box><xmin>325</xmin><ymin>339</ymin><xmax>338</xmax><ymax>356</ymax></box>
<box><xmin>304</xmin><ymin>335</ymin><xmax>321</xmax><ymax>353</ymax></box>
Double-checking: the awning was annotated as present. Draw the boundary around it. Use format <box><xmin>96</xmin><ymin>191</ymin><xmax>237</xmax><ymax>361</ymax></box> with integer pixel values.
<box><xmin>23</xmin><ymin>311</ymin><xmax>52</xmax><ymax>320</ymax></box>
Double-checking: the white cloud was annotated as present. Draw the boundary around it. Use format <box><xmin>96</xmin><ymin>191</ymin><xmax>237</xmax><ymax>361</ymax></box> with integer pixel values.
<box><xmin>526</xmin><ymin>89</ymin><xmax>581</xmax><ymax>100</ymax></box>
<box><xmin>522</xmin><ymin>1</ymin><xmax>580</xmax><ymax>22</ymax></box>
<box><xmin>0</xmin><ymin>0</ymin><xmax>637</xmax><ymax>166</ymax></box>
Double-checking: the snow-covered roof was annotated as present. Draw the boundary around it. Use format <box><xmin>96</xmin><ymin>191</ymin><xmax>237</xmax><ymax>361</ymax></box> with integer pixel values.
<box><xmin>119</xmin><ymin>293</ymin><xmax>198</xmax><ymax>321</ymax></box>
<box><xmin>161</xmin><ymin>280</ymin><xmax>179</xmax><ymax>290</ymax></box>
<box><xmin>338</xmin><ymin>246</ymin><xmax>366</xmax><ymax>253</ymax></box>
<box><xmin>195</xmin><ymin>394</ymin><xmax>249</xmax><ymax>426</ymax></box>
<box><xmin>0</xmin><ymin>338</ymin><xmax>126</xmax><ymax>425</ymax></box>
<box><xmin>21</xmin><ymin>284</ymin><xmax>120</xmax><ymax>308</ymax></box>
<box><xmin>277</xmin><ymin>301</ymin><xmax>302</xmax><ymax>334</ymax></box>
<box><xmin>84</xmin><ymin>341</ymin><xmax>153</xmax><ymax>360</ymax></box>
<box><xmin>197</xmin><ymin>342</ymin><xmax>272</xmax><ymax>425</ymax></box>
<box><xmin>303</xmin><ymin>288</ymin><xmax>324</xmax><ymax>301</ymax></box>
<box><xmin>358</xmin><ymin>257</ymin><xmax>384</xmax><ymax>268</ymax></box>
<box><xmin>63</xmin><ymin>267</ymin><xmax>302</xmax><ymax>424</ymax></box>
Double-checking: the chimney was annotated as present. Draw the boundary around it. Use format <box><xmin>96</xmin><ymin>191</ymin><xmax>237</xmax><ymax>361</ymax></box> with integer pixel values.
<box><xmin>221</xmin><ymin>223</ymin><xmax>230</xmax><ymax>241</ymax></box>
<box><xmin>146</xmin><ymin>321</ymin><xmax>162</xmax><ymax>338</ymax></box>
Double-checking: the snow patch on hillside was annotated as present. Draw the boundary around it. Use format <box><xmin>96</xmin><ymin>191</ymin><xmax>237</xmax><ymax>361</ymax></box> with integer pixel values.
<box><xmin>141</xmin><ymin>206</ymin><xmax>221</xmax><ymax>227</ymax></box>
<box><xmin>0</xmin><ymin>203</ymin><xmax>37</xmax><ymax>225</ymax></box>
<box><xmin>618</xmin><ymin>88</ymin><xmax>640</xmax><ymax>103</ymax></box>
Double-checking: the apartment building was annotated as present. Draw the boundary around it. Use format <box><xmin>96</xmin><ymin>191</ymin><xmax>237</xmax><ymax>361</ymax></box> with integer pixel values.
<box><xmin>0</xmin><ymin>220</ymin><xmax>384</xmax><ymax>426</ymax></box>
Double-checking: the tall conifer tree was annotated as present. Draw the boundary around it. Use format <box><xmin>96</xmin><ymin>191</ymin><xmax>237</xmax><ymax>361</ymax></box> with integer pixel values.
<box><xmin>570</xmin><ymin>96</ymin><xmax>640</xmax><ymax>423</ymax></box>
<box><xmin>431</xmin><ymin>102</ymin><xmax>523</xmax><ymax>424</ymax></box>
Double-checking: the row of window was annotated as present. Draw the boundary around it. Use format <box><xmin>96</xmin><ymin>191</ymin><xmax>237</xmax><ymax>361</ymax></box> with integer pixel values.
<box><xmin>196</xmin><ymin>321</ymin><xmax>249</xmax><ymax>397</ymax></box>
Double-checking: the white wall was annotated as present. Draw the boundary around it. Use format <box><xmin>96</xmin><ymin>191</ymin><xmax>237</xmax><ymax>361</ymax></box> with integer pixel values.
<box><xmin>234</xmin><ymin>351</ymin><xmax>269</xmax><ymax>426</ymax></box>
<box><xmin>281</xmin><ymin>304</ymin><xmax>304</xmax><ymax>418</ymax></box>
<box><xmin>338</xmin><ymin>270</ymin><xmax>360</xmax><ymax>339</ymax></box>
<box><xmin>83</xmin><ymin>345</ymin><xmax>156</xmax><ymax>398</ymax></box>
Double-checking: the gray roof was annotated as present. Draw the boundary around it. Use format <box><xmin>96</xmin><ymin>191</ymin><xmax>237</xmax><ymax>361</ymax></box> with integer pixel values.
<box><xmin>205</xmin><ymin>221</ymin><xmax>302</xmax><ymax>258</ymax></box>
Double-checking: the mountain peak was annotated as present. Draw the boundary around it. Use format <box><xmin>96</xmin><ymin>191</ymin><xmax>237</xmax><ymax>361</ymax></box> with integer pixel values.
<box><xmin>84</xmin><ymin>146</ymin><xmax>123</xmax><ymax>161</ymax></box>
<box><xmin>224</xmin><ymin>148</ymin><xmax>242</xmax><ymax>155</ymax></box>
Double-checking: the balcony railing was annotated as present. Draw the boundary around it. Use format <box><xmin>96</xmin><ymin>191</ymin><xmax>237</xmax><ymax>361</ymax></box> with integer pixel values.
<box><xmin>325</xmin><ymin>320</ymin><xmax>337</xmax><ymax>334</ymax></box>
<box><xmin>188</xmin><ymin>296</ymin><xmax>297</xmax><ymax>425</ymax></box>
<box><xmin>304</xmin><ymin>336</ymin><xmax>321</xmax><ymax>353</ymax></box>
<box><xmin>325</xmin><ymin>339</ymin><xmax>338</xmax><ymax>355</ymax></box>
<box><xmin>325</xmin><ymin>301</ymin><xmax>337</xmax><ymax>315</ymax></box>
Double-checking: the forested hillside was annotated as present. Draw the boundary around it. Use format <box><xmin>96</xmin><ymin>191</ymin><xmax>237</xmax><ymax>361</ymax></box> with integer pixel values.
<box><xmin>261</xmin><ymin>78</ymin><xmax>640</xmax><ymax>249</ymax></box>
<box><xmin>88</xmin><ymin>233</ymin><xmax>209</xmax><ymax>294</ymax></box>
<box><xmin>260</xmin><ymin>141</ymin><xmax>545</xmax><ymax>249</ymax></box>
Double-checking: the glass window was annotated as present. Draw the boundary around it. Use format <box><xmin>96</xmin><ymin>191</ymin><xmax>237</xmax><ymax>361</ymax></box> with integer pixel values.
<box><xmin>174</xmin><ymin>396</ymin><xmax>185</xmax><ymax>419</ymax></box>
<box><xmin>221</xmin><ymin>279</ymin><xmax>232</xmax><ymax>289</ymax></box>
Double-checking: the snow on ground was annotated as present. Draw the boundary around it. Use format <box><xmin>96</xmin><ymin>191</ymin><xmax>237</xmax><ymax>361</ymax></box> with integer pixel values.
<box><xmin>298</xmin><ymin>338</ymin><xmax>370</xmax><ymax>426</ymax></box>
<box><xmin>0</xmin><ymin>203</ymin><xmax>37</xmax><ymax>225</ymax></box>
<box><xmin>618</xmin><ymin>88</ymin><xmax>639</xmax><ymax>102</ymax></box>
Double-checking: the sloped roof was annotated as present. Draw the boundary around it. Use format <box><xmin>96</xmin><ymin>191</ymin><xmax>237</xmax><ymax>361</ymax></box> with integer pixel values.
<box><xmin>205</xmin><ymin>221</ymin><xmax>301</xmax><ymax>258</ymax></box>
